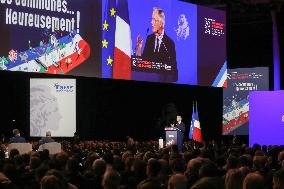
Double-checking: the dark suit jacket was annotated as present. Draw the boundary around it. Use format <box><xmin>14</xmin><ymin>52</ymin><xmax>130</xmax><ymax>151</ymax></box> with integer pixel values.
<box><xmin>142</xmin><ymin>33</ymin><xmax>178</xmax><ymax>82</ymax></box>
<box><xmin>176</xmin><ymin>122</ymin><xmax>185</xmax><ymax>134</ymax></box>
<box><xmin>39</xmin><ymin>137</ymin><xmax>55</xmax><ymax>145</ymax></box>
<box><xmin>9</xmin><ymin>136</ymin><xmax>26</xmax><ymax>143</ymax></box>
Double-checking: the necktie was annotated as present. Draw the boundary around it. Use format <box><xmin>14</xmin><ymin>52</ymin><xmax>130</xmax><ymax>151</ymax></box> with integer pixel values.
<box><xmin>154</xmin><ymin>37</ymin><xmax>158</xmax><ymax>53</ymax></box>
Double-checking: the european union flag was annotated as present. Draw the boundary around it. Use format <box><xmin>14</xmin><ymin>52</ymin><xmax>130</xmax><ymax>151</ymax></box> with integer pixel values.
<box><xmin>189</xmin><ymin>102</ymin><xmax>194</xmax><ymax>139</ymax></box>
<box><xmin>102</xmin><ymin>0</ymin><xmax>116</xmax><ymax>78</ymax></box>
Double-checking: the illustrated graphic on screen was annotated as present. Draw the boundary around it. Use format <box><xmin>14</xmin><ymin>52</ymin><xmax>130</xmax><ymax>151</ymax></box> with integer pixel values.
<box><xmin>223</xmin><ymin>67</ymin><xmax>269</xmax><ymax>135</ymax></box>
<box><xmin>1</xmin><ymin>31</ymin><xmax>90</xmax><ymax>74</ymax></box>
<box><xmin>30</xmin><ymin>85</ymin><xmax>62</xmax><ymax>136</ymax></box>
<box><xmin>0</xmin><ymin>1</ymin><xmax>101</xmax><ymax>77</ymax></box>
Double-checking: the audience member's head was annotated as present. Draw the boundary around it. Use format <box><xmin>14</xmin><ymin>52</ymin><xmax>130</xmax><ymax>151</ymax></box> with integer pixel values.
<box><xmin>158</xmin><ymin>159</ymin><xmax>170</xmax><ymax>176</ymax></box>
<box><xmin>46</xmin><ymin>131</ymin><xmax>52</xmax><ymax>137</ymax></box>
<box><xmin>252</xmin><ymin>155</ymin><xmax>267</xmax><ymax>171</ymax></box>
<box><xmin>243</xmin><ymin>173</ymin><xmax>264</xmax><ymax>189</ymax></box>
<box><xmin>103</xmin><ymin>152</ymin><xmax>114</xmax><ymax>165</ymax></box>
<box><xmin>65</xmin><ymin>158</ymin><xmax>80</xmax><ymax>174</ymax></box>
<box><xmin>187</xmin><ymin>158</ymin><xmax>202</xmax><ymax>174</ymax></box>
<box><xmin>191</xmin><ymin>177</ymin><xmax>224</xmax><ymax>189</ymax></box>
<box><xmin>125</xmin><ymin>157</ymin><xmax>135</xmax><ymax>171</ymax></box>
<box><xmin>41</xmin><ymin>175</ymin><xmax>61</xmax><ymax>189</ymax></box>
<box><xmin>225</xmin><ymin>169</ymin><xmax>243</xmax><ymax>189</ymax></box>
<box><xmin>55</xmin><ymin>152</ymin><xmax>69</xmax><ymax>170</ymax></box>
<box><xmin>168</xmin><ymin>173</ymin><xmax>187</xmax><ymax>189</ymax></box>
<box><xmin>3</xmin><ymin>163</ymin><xmax>18</xmax><ymax>182</ymax></box>
<box><xmin>273</xmin><ymin>169</ymin><xmax>284</xmax><ymax>189</ymax></box>
<box><xmin>131</xmin><ymin>159</ymin><xmax>147</xmax><ymax>180</ymax></box>
<box><xmin>102</xmin><ymin>169</ymin><xmax>121</xmax><ymax>189</ymax></box>
<box><xmin>146</xmin><ymin>158</ymin><xmax>161</xmax><ymax>177</ymax></box>
<box><xmin>278</xmin><ymin>151</ymin><xmax>284</xmax><ymax>165</ymax></box>
<box><xmin>12</xmin><ymin>129</ymin><xmax>20</xmax><ymax>136</ymax></box>
<box><xmin>9</xmin><ymin>149</ymin><xmax>19</xmax><ymax>159</ymax></box>
<box><xmin>30</xmin><ymin>157</ymin><xmax>41</xmax><ymax>170</ymax></box>
<box><xmin>226</xmin><ymin>155</ymin><xmax>239</xmax><ymax>170</ymax></box>
<box><xmin>92</xmin><ymin>159</ymin><xmax>107</xmax><ymax>177</ymax></box>
<box><xmin>239</xmin><ymin>155</ymin><xmax>252</xmax><ymax>168</ymax></box>
<box><xmin>122</xmin><ymin>151</ymin><xmax>133</xmax><ymax>162</ymax></box>
<box><xmin>199</xmin><ymin>160</ymin><xmax>218</xmax><ymax>178</ymax></box>
<box><xmin>170</xmin><ymin>158</ymin><xmax>185</xmax><ymax>174</ymax></box>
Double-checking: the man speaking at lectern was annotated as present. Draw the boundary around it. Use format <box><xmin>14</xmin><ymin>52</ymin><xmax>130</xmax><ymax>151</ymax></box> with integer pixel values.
<box><xmin>176</xmin><ymin>115</ymin><xmax>185</xmax><ymax>135</ymax></box>
<box><xmin>136</xmin><ymin>7</ymin><xmax>178</xmax><ymax>82</ymax></box>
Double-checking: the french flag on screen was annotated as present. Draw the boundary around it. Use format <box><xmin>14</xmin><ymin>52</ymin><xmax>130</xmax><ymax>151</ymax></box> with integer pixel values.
<box><xmin>113</xmin><ymin>0</ymin><xmax>131</xmax><ymax>79</ymax></box>
<box><xmin>212</xmin><ymin>61</ymin><xmax>227</xmax><ymax>88</ymax></box>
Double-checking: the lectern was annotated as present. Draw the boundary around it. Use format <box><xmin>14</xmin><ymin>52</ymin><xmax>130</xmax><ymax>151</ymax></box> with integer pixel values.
<box><xmin>165</xmin><ymin>127</ymin><xmax>182</xmax><ymax>151</ymax></box>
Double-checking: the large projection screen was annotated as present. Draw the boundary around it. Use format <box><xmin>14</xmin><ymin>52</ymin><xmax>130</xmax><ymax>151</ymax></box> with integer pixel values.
<box><xmin>249</xmin><ymin>91</ymin><xmax>284</xmax><ymax>146</ymax></box>
<box><xmin>223</xmin><ymin>67</ymin><xmax>269</xmax><ymax>135</ymax></box>
<box><xmin>102</xmin><ymin>0</ymin><xmax>226</xmax><ymax>87</ymax></box>
<box><xmin>30</xmin><ymin>78</ymin><xmax>76</xmax><ymax>137</ymax></box>
<box><xmin>0</xmin><ymin>0</ymin><xmax>101</xmax><ymax>77</ymax></box>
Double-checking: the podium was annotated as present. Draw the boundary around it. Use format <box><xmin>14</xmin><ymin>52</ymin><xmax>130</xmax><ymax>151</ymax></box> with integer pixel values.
<box><xmin>165</xmin><ymin>127</ymin><xmax>182</xmax><ymax>151</ymax></box>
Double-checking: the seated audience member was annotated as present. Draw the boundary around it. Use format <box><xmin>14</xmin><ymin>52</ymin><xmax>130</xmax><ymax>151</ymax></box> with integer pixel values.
<box><xmin>92</xmin><ymin>159</ymin><xmax>107</xmax><ymax>189</ymax></box>
<box><xmin>0</xmin><ymin>172</ymin><xmax>19</xmax><ymax>189</ymax></box>
<box><xmin>185</xmin><ymin>158</ymin><xmax>202</xmax><ymax>188</ymax></box>
<box><xmin>273</xmin><ymin>169</ymin><xmax>284</xmax><ymax>189</ymax></box>
<box><xmin>138</xmin><ymin>158</ymin><xmax>162</xmax><ymax>189</ymax></box>
<box><xmin>102</xmin><ymin>169</ymin><xmax>121</xmax><ymax>189</ymax></box>
<box><xmin>168</xmin><ymin>174</ymin><xmax>187</xmax><ymax>189</ymax></box>
<box><xmin>72</xmin><ymin>132</ymin><xmax>80</xmax><ymax>145</ymax></box>
<box><xmin>45</xmin><ymin>169</ymin><xmax>78</xmax><ymax>189</ymax></box>
<box><xmin>278</xmin><ymin>151</ymin><xmax>284</xmax><ymax>168</ymax></box>
<box><xmin>9</xmin><ymin>129</ymin><xmax>26</xmax><ymax>143</ymax></box>
<box><xmin>40</xmin><ymin>175</ymin><xmax>61</xmax><ymax>189</ymax></box>
<box><xmin>243</xmin><ymin>173</ymin><xmax>264</xmax><ymax>189</ymax></box>
<box><xmin>225</xmin><ymin>169</ymin><xmax>243</xmax><ymax>189</ymax></box>
<box><xmin>190</xmin><ymin>177</ymin><xmax>224</xmax><ymax>189</ymax></box>
<box><xmin>39</xmin><ymin>131</ymin><xmax>55</xmax><ymax>145</ymax></box>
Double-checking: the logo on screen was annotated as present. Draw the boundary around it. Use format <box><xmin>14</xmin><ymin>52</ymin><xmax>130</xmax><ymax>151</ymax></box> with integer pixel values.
<box><xmin>54</xmin><ymin>83</ymin><xmax>74</xmax><ymax>92</ymax></box>
<box><xmin>282</xmin><ymin>115</ymin><xmax>284</xmax><ymax>122</ymax></box>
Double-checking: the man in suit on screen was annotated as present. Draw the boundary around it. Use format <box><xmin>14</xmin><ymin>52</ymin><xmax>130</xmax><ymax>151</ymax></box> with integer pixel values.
<box><xmin>136</xmin><ymin>7</ymin><xmax>178</xmax><ymax>82</ymax></box>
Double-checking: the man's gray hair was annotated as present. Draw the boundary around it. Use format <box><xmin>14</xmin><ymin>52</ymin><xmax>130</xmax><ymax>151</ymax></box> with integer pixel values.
<box><xmin>153</xmin><ymin>7</ymin><xmax>165</xmax><ymax>26</ymax></box>
<box><xmin>46</xmin><ymin>131</ymin><xmax>51</xmax><ymax>137</ymax></box>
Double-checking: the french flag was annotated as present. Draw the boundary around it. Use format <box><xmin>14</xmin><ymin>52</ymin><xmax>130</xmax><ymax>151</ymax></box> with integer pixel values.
<box><xmin>212</xmin><ymin>61</ymin><xmax>227</xmax><ymax>88</ymax></box>
<box><xmin>189</xmin><ymin>103</ymin><xmax>194</xmax><ymax>140</ymax></box>
<box><xmin>113</xmin><ymin>0</ymin><xmax>131</xmax><ymax>79</ymax></box>
<box><xmin>192</xmin><ymin>102</ymin><xmax>202</xmax><ymax>143</ymax></box>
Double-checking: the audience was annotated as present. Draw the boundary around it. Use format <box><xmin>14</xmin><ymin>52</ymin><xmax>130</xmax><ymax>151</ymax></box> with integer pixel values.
<box><xmin>0</xmin><ymin>137</ymin><xmax>283</xmax><ymax>189</ymax></box>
